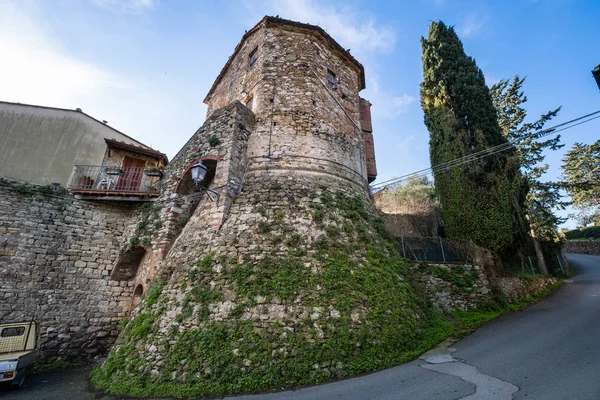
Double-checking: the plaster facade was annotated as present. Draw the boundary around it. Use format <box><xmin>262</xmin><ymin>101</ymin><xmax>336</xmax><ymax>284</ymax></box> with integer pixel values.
<box><xmin>0</xmin><ymin>101</ymin><xmax>160</xmax><ymax>187</ymax></box>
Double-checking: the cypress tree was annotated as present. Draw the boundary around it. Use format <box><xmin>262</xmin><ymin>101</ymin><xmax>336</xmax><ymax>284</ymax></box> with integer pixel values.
<box><xmin>420</xmin><ymin>21</ymin><xmax>527</xmax><ymax>251</ymax></box>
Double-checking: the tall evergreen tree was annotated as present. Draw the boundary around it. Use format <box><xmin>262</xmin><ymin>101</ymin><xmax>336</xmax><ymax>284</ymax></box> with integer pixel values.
<box><xmin>561</xmin><ymin>140</ymin><xmax>600</xmax><ymax>225</ymax></box>
<box><xmin>420</xmin><ymin>21</ymin><xmax>527</xmax><ymax>252</ymax></box>
<box><xmin>490</xmin><ymin>76</ymin><xmax>564</xmax><ymax>273</ymax></box>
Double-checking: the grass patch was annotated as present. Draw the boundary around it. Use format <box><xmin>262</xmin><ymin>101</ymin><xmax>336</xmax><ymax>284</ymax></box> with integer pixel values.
<box><xmin>91</xmin><ymin>185</ymin><xmax>564</xmax><ymax>399</ymax></box>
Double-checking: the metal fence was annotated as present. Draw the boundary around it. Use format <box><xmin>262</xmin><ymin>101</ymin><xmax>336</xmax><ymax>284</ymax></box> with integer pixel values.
<box><xmin>70</xmin><ymin>165</ymin><xmax>158</xmax><ymax>193</ymax></box>
<box><xmin>398</xmin><ymin>236</ymin><xmax>476</xmax><ymax>263</ymax></box>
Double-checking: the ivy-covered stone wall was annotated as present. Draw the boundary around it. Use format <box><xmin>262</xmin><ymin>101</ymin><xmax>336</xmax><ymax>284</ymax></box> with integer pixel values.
<box><xmin>412</xmin><ymin>263</ymin><xmax>493</xmax><ymax>312</ymax></box>
<box><xmin>413</xmin><ymin>262</ymin><xmax>560</xmax><ymax>312</ymax></box>
<box><xmin>91</xmin><ymin>174</ymin><xmax>447</xmax><ymax>397</ymax></box>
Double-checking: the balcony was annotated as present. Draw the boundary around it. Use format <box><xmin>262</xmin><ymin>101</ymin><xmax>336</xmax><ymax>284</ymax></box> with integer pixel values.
<box><xmin>69</xmin><ymin>165</ymin><xmax>160</xmax><ymax>201</ymax></box>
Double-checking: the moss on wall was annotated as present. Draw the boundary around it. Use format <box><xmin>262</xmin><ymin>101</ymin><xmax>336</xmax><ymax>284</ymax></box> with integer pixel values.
<box><xmin>91</xmin><ymin>188</ymin><xmax>452</xmax><ymax>397</ymax></box>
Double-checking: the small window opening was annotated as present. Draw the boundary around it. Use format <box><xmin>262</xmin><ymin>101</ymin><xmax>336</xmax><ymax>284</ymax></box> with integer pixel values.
<box><xmin>246</xmin><ymin>96</ymin><xmax>254</xmax><ymax>110</ymax></box>
<box><xmin>1</xmin><ymin>327</ymin><xmax>25</xmax><ymax>337</ymax></box>
<box><xmin>248</xmin><ymin>47</ymin><xmax>258</xmax><ymax>70</ymax></box>
<box><xmin>327</xmin><ymin>70</ymin><xmax>336</xmax><ymax>89</ymax></box>
<box><xmin>273</xmin><ymin>122</ymin><xmax>277</xmax><ymax>127</ymax></box>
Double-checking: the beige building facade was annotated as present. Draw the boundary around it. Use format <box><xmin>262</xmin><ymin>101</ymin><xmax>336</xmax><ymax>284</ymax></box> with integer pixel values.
<box><xmin>0</xmin><ymin>101</ymin><xmax>164</xmax><ymax>188</ymax></box>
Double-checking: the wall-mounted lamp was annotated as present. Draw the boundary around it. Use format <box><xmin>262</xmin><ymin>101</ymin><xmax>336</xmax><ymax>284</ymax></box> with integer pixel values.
<box><xmin>191</xmin><ymin>161</ymin><xmax>208</xmax><ymax>182</ymax></box>
<box><xmin>190</xmin><ymin>161</ymin><xmax>220</xmax><ymax>205</ymax></box>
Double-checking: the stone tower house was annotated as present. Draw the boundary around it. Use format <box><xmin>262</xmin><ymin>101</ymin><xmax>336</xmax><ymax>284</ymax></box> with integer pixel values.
<box><xmin>94</xmin><ymin>17</ymin><xmax>434</xmax><ymax>397</ymax></box>
<box><xmin>204</xmin><ymin>16</ymin><xmax>377</xmax><ymax>190</ymax></box>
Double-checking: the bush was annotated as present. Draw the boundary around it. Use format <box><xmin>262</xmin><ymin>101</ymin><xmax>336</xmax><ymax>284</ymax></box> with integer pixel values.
<box><xmin>564</xmin><ymin>226</ymin><xmax>600</xmax><ymax>240</ymax></box>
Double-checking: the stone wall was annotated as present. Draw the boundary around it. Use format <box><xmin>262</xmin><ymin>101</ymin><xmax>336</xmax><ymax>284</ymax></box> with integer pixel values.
<box><xmin>494</xmin><ymin>276</ymin><xmax>560</xmax><ymax>302</ymax></box>
<box><xmin>563</xmin><ymin>240</ymin><xmax>600</xmax><ymax>255</ymax></box>
<box><xmin>413</xmin><ymin>262</ymin><xmax>560</xmax><ymax>312</ymax></box>
<box><xmin>412</xmin><ymin>263</ymin><xmax>492</xmax><ymax>311</ymax></box>
<box><xmin>204</xmin><ymin>17</ymin><xmax>369</xmax><ymax>194</ymax></box>
<box><xmin>0</xmin><ymin>178</ymin><xmax>141</xmax><ymax>361</ymax></box>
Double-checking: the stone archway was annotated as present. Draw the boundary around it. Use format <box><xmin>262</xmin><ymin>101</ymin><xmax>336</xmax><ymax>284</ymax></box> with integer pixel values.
<box><xmin>174</xmin><ymin>157</ymin><xmax>219</xmax><ymax>196</ymax></box>
<box><xmin>110</xmin><ymin>246</ymin><xmax>147</xmax><ymax>281</ymax></box>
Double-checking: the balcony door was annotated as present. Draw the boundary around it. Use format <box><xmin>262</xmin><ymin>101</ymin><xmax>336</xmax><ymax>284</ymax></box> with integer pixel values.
<box><xmin>117</xmin><ymin>156</ymin><xmax>146</xmax><ymax>191</ymax></box>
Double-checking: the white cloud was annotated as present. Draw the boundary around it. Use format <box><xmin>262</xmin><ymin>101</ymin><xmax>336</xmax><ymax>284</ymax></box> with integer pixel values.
<box><xmin>92</xmin><ymin>0</ymin><xmax>157</xmax><ymax>14</ymax></box>
<box><xmin>0</xmin><ymin>2</ymin><xmax>126</xmax><ymax>106</ymax></box>
<box><xmin>243</xmin><ymin>0</ymin><xmax>396</xmax><ymax>56</ymax></box>
<box><xmin>457</xmin><ymin>12</ymin><xmax>488</xmax><ymax>38</ymax></box>
<box><xmin>0</xmin><ymin>1</ymin><xmax>185</xmax><ymax>156</ymax></box>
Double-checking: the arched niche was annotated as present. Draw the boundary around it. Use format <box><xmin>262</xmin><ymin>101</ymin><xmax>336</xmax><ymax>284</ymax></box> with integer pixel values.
<box><xmin>132</xmin><ymin>284</ymin><xmax>144</xmax><ymax>306</ymax></box>
<box><xmin>175</xmin><ymin>157</ymin><xmax>220</xmax><ymax>196</ymax></box>
<box><xmin>111</xmin><ymin>246</ymin><xmax>147</xmax><ymax>281</ymax></box>
<box><xmin>133</xmin><ymin>284</ymin><xmax>144</xmax><ymax>297</ymax></box>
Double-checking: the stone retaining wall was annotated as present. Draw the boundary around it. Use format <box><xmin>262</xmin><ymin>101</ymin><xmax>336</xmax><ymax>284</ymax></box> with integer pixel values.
<box><xmin>495</xmin><ymin>276</ymin><xmax>560</xmax><ymax>302</ymax></box>
<box><xmin>563</xmin><ymin>240</ymin><xmax>600</xmax><ymax>255</ymax></box>
<box><xmin>412</xmin><ymin>263</ymin><xmax>493</xmax><ymax>311</ymax></box>
<box><xmin>0</xmin><ymin>178</ymin><xmax>139</xmax><ymax>361</ymax></box>
<box><xmin>413</xmin><ymin>262</ymin><xmax>560</xmax><ymax>311</ymax></box>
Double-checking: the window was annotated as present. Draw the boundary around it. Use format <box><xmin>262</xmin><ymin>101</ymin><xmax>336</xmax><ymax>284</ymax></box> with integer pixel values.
<box><xmin>327</xmin><ymin>70</ymin><xmax>336</xmax><ymax>89</ymax></box>
<box><xmin>1</xmin><ymin>327</ymin><xmax>25</xmax><ymax>337</ymax></box>
<box><xmin>246</xmin><ymin>96</ymin><xmax>254</xmax><ymax>110</ymax></box>
<box><xmin>248</xmin><ymin>47</ymin><xmax>258</xmax><ymax>70</ymax></box>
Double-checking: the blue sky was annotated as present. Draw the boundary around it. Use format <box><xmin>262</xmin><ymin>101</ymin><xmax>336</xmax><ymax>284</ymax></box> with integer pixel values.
<box><xmin>1</xmin><ymin>0</ymin><xmax>599</xmax><ymax>228</ymax></box>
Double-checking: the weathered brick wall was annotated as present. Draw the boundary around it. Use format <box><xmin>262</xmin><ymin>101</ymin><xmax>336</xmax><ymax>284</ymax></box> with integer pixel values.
<box><xmin>0</xmin><ymin>178</ymin><xmax>139</xmax><ymax>361</ymax></box>
<box><xmin>563</xmin><ymin>240</ymin><xmax>600</xmax><ymax>255</ymax></box>
<box><xmin>148</xmin><ymin>102</ymin><xmax>254</xmax><ymax>271</ymax></box>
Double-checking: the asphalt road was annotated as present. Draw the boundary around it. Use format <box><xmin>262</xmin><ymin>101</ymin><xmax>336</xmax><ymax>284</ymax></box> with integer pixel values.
<box><xmin>2</xmin><ymin>253</ymin><xmax>598</xmax><ymax>400</ymax></box>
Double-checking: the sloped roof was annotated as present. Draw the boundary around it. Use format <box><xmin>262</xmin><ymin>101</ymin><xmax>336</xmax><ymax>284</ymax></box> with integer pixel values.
<box><xmin>105</xmin><ymin>138</ymin><xmax>167</xmax><ymax>163</ymax></box>
<box><xmin>0</xmin><ymin>100</ymin><xmax>158</xmax><ymax>152</ymax></box>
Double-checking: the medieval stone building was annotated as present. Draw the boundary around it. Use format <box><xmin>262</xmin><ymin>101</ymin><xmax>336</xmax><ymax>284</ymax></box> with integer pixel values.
<box><xmin>90</xmin><ymin>16</ymin><xmax>440</xmax><ymax>397</ymax></box>
<box><xmin>4</xmin><ymin>18</ymin><xmax>443</xmax><ymax>397</ymax></box>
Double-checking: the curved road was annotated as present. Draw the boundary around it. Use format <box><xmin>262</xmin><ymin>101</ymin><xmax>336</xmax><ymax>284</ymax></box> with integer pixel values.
<box><xmin>2</xmin><ymin>253</ymin><xmax>599</xmax><ymax>400</ymax></box>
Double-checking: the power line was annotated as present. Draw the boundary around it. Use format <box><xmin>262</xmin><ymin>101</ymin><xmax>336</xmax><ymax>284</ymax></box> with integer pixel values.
<box><xmin>370</xmin><ymin>110</ymin><xmax>600</xmax><ymax>191</ymax></box>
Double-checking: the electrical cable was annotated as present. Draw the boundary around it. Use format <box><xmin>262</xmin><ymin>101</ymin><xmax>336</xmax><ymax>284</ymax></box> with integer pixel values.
<box><xmin>370</xmin><ymin>110</ymin><xmax>600</xmax><ymax>191</ymax></box>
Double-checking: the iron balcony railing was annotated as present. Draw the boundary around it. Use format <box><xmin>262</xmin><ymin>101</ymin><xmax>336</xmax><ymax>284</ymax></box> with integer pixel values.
<box><xmin>70</xmin><ymin>165</ymin><xmax>159</xmax><ymax>193</ymax></box>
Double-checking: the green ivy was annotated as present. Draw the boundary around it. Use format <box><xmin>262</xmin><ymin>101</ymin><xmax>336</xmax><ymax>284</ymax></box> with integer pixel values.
<box><xmin>95</xmin><ymin>187</ymin><xmax>531</xmax><ymax>398</ymax></box>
